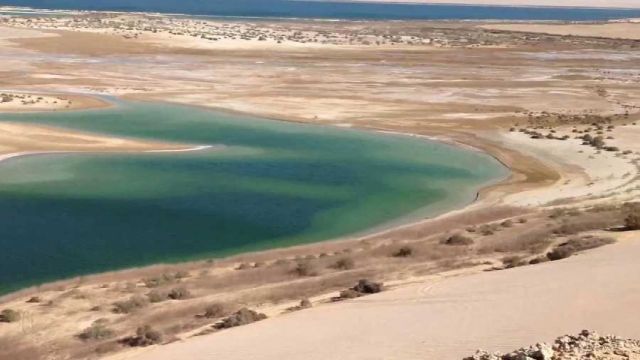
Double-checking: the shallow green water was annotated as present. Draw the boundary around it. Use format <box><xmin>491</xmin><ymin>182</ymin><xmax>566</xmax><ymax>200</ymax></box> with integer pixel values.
<box><xmin>0</xmin><ymin>100</ymin><xmax>507</xmax><ymax>293</ymax></box>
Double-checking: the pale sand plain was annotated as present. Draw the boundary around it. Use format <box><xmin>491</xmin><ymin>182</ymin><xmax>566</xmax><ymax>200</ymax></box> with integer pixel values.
<box><xmin>107</xmin><ymin>231</ymin><xmax>640</xmax><ymax>360</ymax></box>
<box><xmin>483</xmin><ymin>22</ymin><xmax>640</xmax><ymax>40</ymax></box>
<box><xmin>0</xmin><ymin>14</ymin><xmax>639</xmax><ymax>360</ymax></box>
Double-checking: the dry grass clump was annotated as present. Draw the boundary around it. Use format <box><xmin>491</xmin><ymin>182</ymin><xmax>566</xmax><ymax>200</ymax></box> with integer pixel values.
<box><xmin>203</xmin><ymin>302</ymin><xmax>229</xmax><ymax>319</ymax></box>
<box><xmin>0</xmin><ymin>308</ymin><xmax>20</xmax><ymax>323</ymax></box>
<box><xmin>392</xmin><ymin>246</ymin><xmax>414</xmax><ymax>257</ymax></box>
<box><xmin>293</xmin><ymin>260</ymin><xmax>319</xmax><ymax>277</ymax></box>
<box><xmin>443</xmin><ymin>234</ymin><xmax>474</xmax><ymax>246</ymax></box>
<box><xmin>547</xmin><ymin>236</ymin><xmax>616</xmax><ymax>261</ymax></box>
<box><xmin>214</xmin><ymin>308</ymin><xmax>267</xmax><ymax>330</ymax></box>
<box><xmin>120</xmin><ymin>325</ymin><xmax>163</xmax><ymax>347</ymax></box>
<box><xmin>26</xmin><ymin>296</ymin><xmax>41</xmax><ymax>303</ymax></box>
<box><xmin>501</xmin><ymin>219</ymin><xmax>514</xmax><ymax>228</ymax></box>
<box><xmin>625</xmin><ymin>212</ymin><xmax>640</xmax><ymax>230</ymax></box>
<box><xmin>167</xmin><ymin>287</ymin><xmax>191</xmax><ymax>300</ymax></box>
<box><xmin>285</xmin><ymin>298</ymin><xmax>312</xmax><ymax>312</ymax></box>
<box><xmin>501</xmin><ymin>255</ymin><xmax>526</xmax><ymax>269</ymax></box>
<box><xmin>143</xmin><ymin>271</ymin><xmax>189</xmax><ymax>288</ymax></box>
<box><xmin>334</xmin><ymin>279</ymin><xmax>383</xmax><ymax>301</ymax></box>
<box><xmin>77</xmin><ymin>320</ymin><xmax>115</xmax><ymax>341</ymax></box>
<box><xmin>331</xmin><ymin>257</ymin><xmax>355</xmax><ymax>270</ymax></box>
<box><xmin>112</xmin><ymin>295</ymin><xmax>149</xmax><ymax>314</ymax></box>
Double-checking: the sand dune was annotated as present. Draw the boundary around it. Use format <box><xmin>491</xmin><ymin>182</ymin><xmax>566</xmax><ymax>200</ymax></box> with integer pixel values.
<box><xmin>115</xmin><ymin>231</ymin><xmax>640</xmax><ymax>360</ymax></box>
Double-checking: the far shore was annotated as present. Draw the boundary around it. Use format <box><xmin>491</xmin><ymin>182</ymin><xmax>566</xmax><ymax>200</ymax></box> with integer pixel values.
<box><xmin>341</xmin><ymin>0</ymin><xmax>640</xmax><ymax>9</ymax></box>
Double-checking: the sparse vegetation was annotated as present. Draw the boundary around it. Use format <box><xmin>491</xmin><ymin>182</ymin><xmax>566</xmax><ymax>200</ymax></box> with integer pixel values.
<box><xmin>332</xmin><ymin>257</ymin><xmax>355</xmax><ymax>270</ymax></box>
<box><xmin>167</xmin><ymin>287</ymin><xmax>191</xmax><ymax>300</ymax></box>
<box><xmin>293</xmin><ymin>260</ymin><xmax>318</xmax><ymax>277</ymax></box>
<box><xmin>214</xmin><ymin>308</ymin><xmax>267</xmax><ymax>329</ymax></box>
<box><xmin>444</xmin><ymin>234</ymin><xmax>474</xmax><ymax>246</ymax></box>
<box><xmin>392</xmin><ymin>246</ymin><xmax>414</xmax><ymax>257</ymax></box>
<box><xmin>286</xmin><ymin>298</ymin><xmax>313</xmax><ymax>312</ymax></box>
<box><xmin>204</xmin><ymin>302</ymin><xmax>228</xmax><ymax>318</ymax></box>
<box><xmin>78</xmin><ymin>321</ymin><xmax>115</xmax><ymax>341</ymax></box>
<box><xmin>625</xmin><ymin>212</ymin><xmax>640</xmax><ymax>230</ymax></box>
<box><xmin>0</xmin><ymin>309</ymin><xmax>20</xmax><ymax>323</ymax></box>
<box><xmin>121</xmin><ymin>325</ymin><xmax>163</xmax><ymax>347</ymax></box>
<box><xmin>547</xmin><ymin>237</ymin><xmax>616</xmax><ymax>261</ymax></box>
<box><xmin>112</xmin><ymin>295</ymin><xmax>149</xmax><ymax>314</ymax></box>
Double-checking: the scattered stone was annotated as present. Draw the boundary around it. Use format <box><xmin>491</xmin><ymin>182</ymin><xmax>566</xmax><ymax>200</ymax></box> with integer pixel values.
<box><xmin>463</xmin><ymin>330</ymin><xmax>640</xmax><ymax>360</ymax></box>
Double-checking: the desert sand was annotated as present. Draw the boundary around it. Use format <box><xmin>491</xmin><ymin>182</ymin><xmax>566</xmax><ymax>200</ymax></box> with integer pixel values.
<box><xmin>0</xmin><ymin>12</ymin><xmax>639</xmax><ymax>360</ymax></box>
<box><xmin>107</xmin><ymin>231</ymin><xmax>640</xmax><ymax>360</ymax></box>
<box><xmin>483</xmin><ymin>22</ymin><xmax>640</xmax><ymax>40</ymax></box>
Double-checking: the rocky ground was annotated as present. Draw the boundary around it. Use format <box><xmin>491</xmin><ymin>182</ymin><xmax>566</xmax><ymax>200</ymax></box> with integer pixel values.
<box><xmin>465</xmin><ymin>330</ymin><xmax>640</xmax><ymax>360</ymax></box>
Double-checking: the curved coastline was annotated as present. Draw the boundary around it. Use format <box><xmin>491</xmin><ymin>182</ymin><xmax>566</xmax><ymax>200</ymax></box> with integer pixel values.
<box><xmin>0</xmin><ymin>94</ymin><xmax>557</xmax><ymax>301</ymax></box>
<box><xmin>0</xmin><ymin>93</ymin><xmax>556</xmax><ymax>302</ymax></box>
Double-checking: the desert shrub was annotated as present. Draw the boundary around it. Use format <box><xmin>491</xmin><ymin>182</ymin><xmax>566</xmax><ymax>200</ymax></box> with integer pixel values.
<box><xmin>286</xmin><ymin>298</ymin><xmax>312</xmax><ymax>312</ymax></box>
<box><xmin>214</xmin><ymin>308</ymin><xmax>267</xmax><ymax>329</ymax></box>
<box><xmin>78</xmin><ymin>322</ymin><xmax>115</xmax><ymax>341</ymax></box>
<box><xmin>444</xmin><ymin>234</ymin><xmax>474</xmax><ymax>246</ymax></box>
<box><xmin>112</xmin><ymin>295</ymin><xmax>148</xmax><ymax>314</ymax></box>
<box><xmin>547</xmin><ymin>236</ymin><xmax>615</xmax><ymax>261</ymax></box>
<box><xmin>143</xmin><ymin>272</ymin><xmax>182</xmax><ymax>288</ymax></box>
<box><xmin>332</xmin><ymin>257</ymin><xmax>355</xmax><ymax>270</ymax></box>
<box><xmin>203</xmin><ymin>303</ymin><xmax>227</xmax><ymax>318</ymax></box>
<box><xmin>352</xmin><ymin>279</ymin><xmax>383</xmax><ymax>294</ymax></box>
<box><xmin>174</xmin><ymin>271</ymin><xmax>190</xmax><ymax>279</ymax></box>
<box><xmin>0</xmin><ymin>309</ymin><xmax>20</xmax><ymax>323</ymax></box>
<box><xmin>479</xmin><ymin>224</ymin><xmax>496</xmax><ymax>236</ymax></box>
<box><xmin>392</xmin><ymin>246</ymin><xmax>413</xmax><ymax>257</ymax></box>
<box><xmin>517</xmin><ymin>218</ymin><xmax>528</xmax><ymax>224</ymax></box>
<box><xmin>235</xmin><ymin>262</ymin><xmax>252</xmax><ymax>270</ymax></box>
<box><xmin>528</xmin><ymin>256</ymin><xmax>548</xmax><ymax>265</ymax></box>
<box><xmin>625</xmin><ymin>212</ymin><xmax>640</xmax><ymax>230</ymax></box>
<box><xmin>336</xmin><ymin>289</ymin><xmax>362</xmax><ymax>300</ymax></box>
<box><xmin>167</xmin><ymin>287</ymin><xmax>191</xmax><ymax>300</ymax></box>
<box><xmin>546</xmin><ymin>246</ymin><xmax>573</xmax><ymax>261</ymax></box>
<box><xmin>146</xmin><ymin>290</ymin><xmax>167</xmax><ymax>303</ymax></box>
<box><xmin>501</xmin><ymin>220</ymin><xmax>514</xmax><ymax>228</ymax></box>
<box><xmin>501</xmin><ymin>255</ymin><xmax>525</xmax><ymax>268</ymax></box>
<box><xmin>292</xmin><ymin>261</ymin><xmax>318</xmax><ymax>277</ymax></box>
<box><xmin>121</xmin><ymin>325</ymin><xmax>163</xmax><ymax>347</ymax></box>
<box><xmin>333</xmin><ymin>280</ymin><xmax>384</xmax><ymax>301</ymax></box>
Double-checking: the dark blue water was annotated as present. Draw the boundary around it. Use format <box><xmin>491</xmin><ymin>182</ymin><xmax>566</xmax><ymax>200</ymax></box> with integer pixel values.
<box><xmin>2</xmin><ymin>0</ymin><xmax>640</xmax><ymax>20</ymax></box>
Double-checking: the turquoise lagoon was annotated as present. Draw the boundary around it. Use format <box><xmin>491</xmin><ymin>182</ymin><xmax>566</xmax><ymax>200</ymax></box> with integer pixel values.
<box><xmin>0</xmin><ymin>101</ymin><xmax>507</xmax><ymax>293</ymax></box>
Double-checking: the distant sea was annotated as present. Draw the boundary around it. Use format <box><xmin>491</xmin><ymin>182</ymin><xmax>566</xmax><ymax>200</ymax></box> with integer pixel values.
<box><xmin>1</xmin><ymin>0</ymin><xmax>640</xmax><ymax>20</ymax></box>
